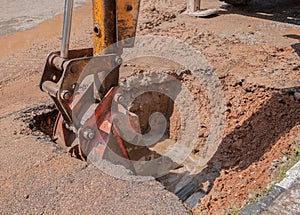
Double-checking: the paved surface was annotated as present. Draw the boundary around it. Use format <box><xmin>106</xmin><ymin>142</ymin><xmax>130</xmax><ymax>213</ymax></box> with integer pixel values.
<box><xmin>0</xmin><ymin>0</ymin><xmax>87</xmax><ymax>36</ymax></box>
<box><xmin>263</xmin><ymin>179</ymin><xmax>300</xmax><ymax>214</ymax></box>
<box><xmin>0</xmin><ymin>115</ymin><xmax>190</xmax><ymax>214</ymax></box>
<box><xmin>240</xmin><ymin>161</ymin><xmax>300</xmax><ymax>214</ymax></box>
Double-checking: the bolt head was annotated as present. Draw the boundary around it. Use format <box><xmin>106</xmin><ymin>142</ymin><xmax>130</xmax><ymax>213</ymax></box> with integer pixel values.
<box><xmin>124</xmin><ymin>37</ymin><xmax>133</xmax><ymax>45</ymax></box>
<box><xmin>115</xmin><ymin>93</ymin><xmax>125</xmax><ymax>104</ymax></box>
<box><xmin>83</xmin><ymin>128</ymin><xmax>95</xmax><ymax>140</ymax></box>
<box><xmin>114</xmin><ymin>56</ymin><xmax>123</xmax><ymax>66</ymax></box>
<box><xmin>61</xmin><ymin>90</ymin><xmax>71</xmax><ymax>101</ymax></box>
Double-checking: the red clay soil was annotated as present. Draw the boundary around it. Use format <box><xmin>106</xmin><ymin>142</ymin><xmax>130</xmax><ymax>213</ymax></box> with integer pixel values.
<box><xmin>136</xmin><ymin>0</ymin><xmax>300</xmax><ymax>213</ymax></box>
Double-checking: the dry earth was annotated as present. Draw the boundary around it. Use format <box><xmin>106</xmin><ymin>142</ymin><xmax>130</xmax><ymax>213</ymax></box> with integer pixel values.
<box><xmin>0</xmin><ymin>0</ymin><xmax>300</xmax><ymax>214</ymax></box>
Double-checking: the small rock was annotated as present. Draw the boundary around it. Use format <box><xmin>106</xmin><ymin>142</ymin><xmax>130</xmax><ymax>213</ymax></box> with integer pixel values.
<box><xmin>292</xmin><ymin>65</ymin><xmax>300</xmax><ymax>71</ymax></box>
<box><xmin>150</xmin><ymin>6</ymin><xmax>156</xmax><ymax>12</ymax></box>
<box><xmin>244</xmin><ymin>179</ymin><xmax>249</xmax><ymax>185</ymax></box>
<box><xmin>294</xmin><ymin>92</ymin><xmax>300</xmax><ymax>101</ymax></box>
<box><xmin>202</xmin><ymin>181</ymin><xmax>210</xmax><ymax>193</ymax></box>
<box><xmin>282</xmin><ymin>155</ymin><xmax>289</xmax><ymax>162</ymax></box>
<box><xmin>278</xmin><ymin>99</ymin><xmax>286</xmax><ymax>104</ymax></box>
<box><xmin>24</xmin><ymin>194</ymin><xmax>29</xmax><ymax>199</ymax></box>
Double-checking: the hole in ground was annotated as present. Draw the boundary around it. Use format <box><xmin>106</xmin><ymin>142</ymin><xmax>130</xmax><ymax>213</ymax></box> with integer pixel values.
<box><xmin>17</xmin><ymin>104</ymin><xmax>59</xmax><ymax>140</ymax></box>
<box><xmin>13</xmin><ymin>55</ymin><xmax>214</xmax><ymax>209</ymax></box>
<box><xmin>16</xmin><ymin>96</ymin><xmax>208</xmax><ymax>209</ymax></box>
<box><xmin>16</xmin><ymin>78</ymin><xmax>300</xmax><ymax>213</ymax></box>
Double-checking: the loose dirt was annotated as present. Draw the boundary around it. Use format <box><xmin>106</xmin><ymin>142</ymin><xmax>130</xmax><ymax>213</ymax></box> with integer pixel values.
<box><xmin>1</xmin><ymin>0</ymin><xmax>300</xmax><ymax>214</ymax></box>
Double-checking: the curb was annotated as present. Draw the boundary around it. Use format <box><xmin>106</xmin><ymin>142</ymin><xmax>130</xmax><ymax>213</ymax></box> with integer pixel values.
<box><xmin>239</xmin><ymin>160</ymin><xmax>300</xmax><ymax>215</ymax></box>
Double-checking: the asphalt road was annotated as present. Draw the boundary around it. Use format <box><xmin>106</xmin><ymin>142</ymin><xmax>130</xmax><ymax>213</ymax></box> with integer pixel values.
<box><xmin>0</xmin><ymin>0</ymin><xmax>87</xmax><ymax>36</ymax></box>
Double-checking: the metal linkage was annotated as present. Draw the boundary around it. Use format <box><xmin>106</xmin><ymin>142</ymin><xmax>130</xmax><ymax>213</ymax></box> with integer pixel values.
<box><xmin>40</xmin><ymin>0</ymin><xmax>142</xmax><ymax>162</ymax></box>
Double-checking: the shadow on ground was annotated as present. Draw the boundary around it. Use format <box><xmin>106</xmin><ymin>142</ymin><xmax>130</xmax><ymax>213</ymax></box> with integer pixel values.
<box><xmin>20</xmin><ymin>86</ymin><xmax>300</xmax><ymax>207</ymax></box>
<box><xmin>220</xmin><ymin>0</ymin><xmax>300</xmax><ymax>25</ymax></box>
<box><xmin>169</xmin><ymin>88</ymin><xmax>300</xmax><ymax>205</ymax></box>
<box><xmin>284</xmin><ymin>34</ymin><xmax>300</xmax><ymax>57</ymax></box>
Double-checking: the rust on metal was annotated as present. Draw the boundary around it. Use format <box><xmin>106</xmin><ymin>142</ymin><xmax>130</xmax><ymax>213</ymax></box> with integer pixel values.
<box><xmin>40</xmin><ymin>0</ymin><xmax>142</xmax><ymax>165</ymax></box>
<box><xmin>42</xmin><ymin>81</ymin><xmax>59</xmax><ymax>96</ymax></box>
<box><xmin>116</xmin><ymin>0</ymin><xmax>141</xmax><ymax>48</ymax></box>
<box><xmin>93</xmin><ymin>0</ymin><xmax>117</xmax><ymax>55</ymax></box>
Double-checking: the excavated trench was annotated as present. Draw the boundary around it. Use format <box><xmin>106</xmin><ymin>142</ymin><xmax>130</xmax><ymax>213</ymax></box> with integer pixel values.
<box><xmin>17</xmin><ymin>86</ymin><xmax>211</xmax><ymax>208</ymax></box>
<box><xmin>16</xmin><ymin>69</ymin><xmax>300</xmax><ymax>212</ymax></box>
<box><xmin>16</xmin><ymin>66</ymin><xmax>215</xmax><ymax>208</ymax></box>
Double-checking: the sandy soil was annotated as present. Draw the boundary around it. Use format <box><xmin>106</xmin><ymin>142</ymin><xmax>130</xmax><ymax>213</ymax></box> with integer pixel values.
<box><xmin>0</xmin><ymin>0</ymin><xmax>300</xmax><ymax>214</ymax></box>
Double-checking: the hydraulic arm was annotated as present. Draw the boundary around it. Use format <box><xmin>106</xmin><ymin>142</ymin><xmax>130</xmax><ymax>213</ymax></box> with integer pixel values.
<box><xmin>40</xmin><ymin>0</ymin><xmax>141</xmax><ymax>162</ymax></box>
